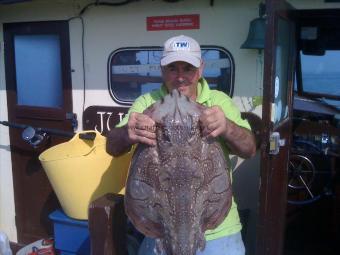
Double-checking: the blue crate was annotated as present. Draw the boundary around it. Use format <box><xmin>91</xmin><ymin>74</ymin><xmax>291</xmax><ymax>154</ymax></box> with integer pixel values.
<box><xmin>49</xmin><ymin>210</ymin><xmax>90</xmax><ymax>255</ymax></box>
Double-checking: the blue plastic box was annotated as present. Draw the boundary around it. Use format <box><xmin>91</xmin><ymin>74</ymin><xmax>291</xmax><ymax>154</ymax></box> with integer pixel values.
<box><xmin>49</xmin><ymin>210</ymin><xmax>90</xmax><ymax>255</ymax></box>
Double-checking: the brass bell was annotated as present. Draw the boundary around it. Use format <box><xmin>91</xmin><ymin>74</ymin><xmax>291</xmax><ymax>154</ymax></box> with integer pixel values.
<box><xmin>241</xmin><ymin>17</ymin><xmax>266</xmax><ymax>50</ymax></box>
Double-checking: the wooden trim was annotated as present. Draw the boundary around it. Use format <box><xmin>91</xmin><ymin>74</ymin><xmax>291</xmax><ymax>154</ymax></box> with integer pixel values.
<box><xmin>256</xmin><ymin>1</ymin><xmax>296</xmax><ymax>254</ymax></box>
<box><xmin>4</xmin><ymin>20</ymin><xmax>73</xmax><ymax>244</ymax></box>
<box><xmin>256</xmin><ymin>0</ymin><xmax>278</xmax><ymax>249</ymax></box>
<box><xmin>14</xmin><ymin>106</ymin><xmax>65</xmax><ymax>121</ymax></box>
<box><xmin>4</xmin><ymin>21</ymin><xmax>73</xmax><ymax>116</ymax></box>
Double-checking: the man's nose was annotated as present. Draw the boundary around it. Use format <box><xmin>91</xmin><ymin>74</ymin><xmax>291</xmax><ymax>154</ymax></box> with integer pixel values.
<box><xmin>175</xmin><ymin>69</ymin><xmax>186</xmax><ymax>79</ymax></box>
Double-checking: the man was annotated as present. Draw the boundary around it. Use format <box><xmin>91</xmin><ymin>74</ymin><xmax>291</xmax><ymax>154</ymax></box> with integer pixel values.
<box><xmin>106</xmin><ymin>35</ymin><xmax>256</xmax><ymax>255</ymax></box>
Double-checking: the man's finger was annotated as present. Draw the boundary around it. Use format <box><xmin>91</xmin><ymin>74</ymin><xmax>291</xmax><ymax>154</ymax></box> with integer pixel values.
<box><xmin>139</xmin><ymin>137</ymin><xmax>156</xmax><ymax>146</ymax></box>
<box><xmin>136</xmin><ymin>113</ymin><xmax>155</xmax><ymax>124</ymax></box>
<box><xmin>135</xmin><ymin>129</ymin><xmax>156</xmax><ymax>140</ymax></box>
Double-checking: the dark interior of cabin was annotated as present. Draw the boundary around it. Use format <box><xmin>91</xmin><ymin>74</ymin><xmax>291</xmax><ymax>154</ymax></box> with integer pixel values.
<box><xmin>284</xmin><ymin>9</ymin><xmax>340</xmax><ymax>255</ymax></box>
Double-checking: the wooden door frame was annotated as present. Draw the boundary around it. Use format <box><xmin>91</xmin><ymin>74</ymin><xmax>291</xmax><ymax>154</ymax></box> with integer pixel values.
<box><xmin>3</xmin><ymin>20</ymin><xmax>73</xmax><ymax>243</ymax></box>
<box><xmin>256</xmin><ymin>0</ymin><xmax>296</xmax><ymax>254</ymax></box>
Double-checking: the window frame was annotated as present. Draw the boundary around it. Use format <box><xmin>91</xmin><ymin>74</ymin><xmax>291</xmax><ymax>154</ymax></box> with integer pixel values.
<box><xmin>4</xmin><ymin>21</ymin><xmax>72</xmax><ymax>121</ymax></box>
<box><xmin>107</xmin><ymin>46</ymin><xmax>235</xmax><ymax>105</ymax></box>
<box><xmin>296</xmin><ymin>50</ymin><xmax>340</xmax><ymax>101</ymax></box>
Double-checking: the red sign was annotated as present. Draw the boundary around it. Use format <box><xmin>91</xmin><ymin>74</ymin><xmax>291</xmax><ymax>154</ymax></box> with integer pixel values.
<box><xmin>147</xmin><ymin>14</ymin><xmax>200</xmax><ymax>31</ymax></box>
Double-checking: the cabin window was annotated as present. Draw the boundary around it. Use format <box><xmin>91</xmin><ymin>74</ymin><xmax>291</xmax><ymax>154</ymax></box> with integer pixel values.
<box><xmin>298</xmin><ymin>50</ymin><xmax>340</xmax><ymax>109</ymax></box>
<box><xmin>300</xmin><ymin>50</ymin><xmax>340</xmax><ymax>96</ymax></box>
<box><xmin>108</xmin><ymin>47</ymin><xmax>234</xmax><ymax>105</ymax></box>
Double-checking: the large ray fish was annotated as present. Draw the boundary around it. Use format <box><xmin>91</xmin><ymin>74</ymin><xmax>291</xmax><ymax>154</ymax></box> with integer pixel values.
<box><xmin>125</xmin><ymin>89</ymin><xmax>232</xmax><ymax>255</ymax></box>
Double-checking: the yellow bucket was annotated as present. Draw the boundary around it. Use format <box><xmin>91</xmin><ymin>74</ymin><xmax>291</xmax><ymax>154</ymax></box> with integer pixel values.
<box><xmin>39</xmin><ymin>130</ymin><xmax>132</xmax><ymax>220</ymax></box>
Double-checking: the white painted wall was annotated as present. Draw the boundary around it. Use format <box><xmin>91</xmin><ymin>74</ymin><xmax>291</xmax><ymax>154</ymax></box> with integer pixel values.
<box><xmin>67</xmin><ymin>0</ymin><xmax>263</xmax><ymax>114</ymax></box>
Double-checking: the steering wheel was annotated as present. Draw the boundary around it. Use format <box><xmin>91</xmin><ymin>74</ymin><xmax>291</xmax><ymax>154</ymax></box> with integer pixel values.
<box><xmin>287</xmin><ymin>140</ymin><xmax>332</xmax><ymax>205</ymax></box>
<box><xmin>287</xmin><ymin>154</ymin><xmax>321</xmax><ymax>205</ymax></box>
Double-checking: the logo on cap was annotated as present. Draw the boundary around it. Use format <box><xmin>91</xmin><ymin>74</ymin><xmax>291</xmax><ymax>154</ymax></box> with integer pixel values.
<box><xmin>172</xmin><ymin>41</ymin><xmax>190</xmax><ymax>51</ymax></box>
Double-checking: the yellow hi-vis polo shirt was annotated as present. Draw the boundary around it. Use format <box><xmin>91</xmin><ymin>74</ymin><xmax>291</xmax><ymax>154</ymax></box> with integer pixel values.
<box><xmin>116</xmin><ymin>78</ymin><xmax>251</xmax><ymax>241</ymax></box>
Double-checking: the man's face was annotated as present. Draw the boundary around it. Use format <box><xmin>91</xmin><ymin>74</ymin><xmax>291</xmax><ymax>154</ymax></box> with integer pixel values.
<box><xmin>161</xmin><ymin>61</ymin><xmax>203</xmax><ymax>100</ymax></box>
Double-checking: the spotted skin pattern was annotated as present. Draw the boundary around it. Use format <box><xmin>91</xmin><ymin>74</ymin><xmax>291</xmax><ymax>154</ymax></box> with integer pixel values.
<box><xmin>125</xmin><ymin>89</ymin><xmax>232</xmax><ymax>255</ymax></box>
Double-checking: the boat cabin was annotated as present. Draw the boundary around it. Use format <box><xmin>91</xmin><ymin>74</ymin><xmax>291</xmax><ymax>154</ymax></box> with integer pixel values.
<box><xmin>0</xmin><ymin>0</ymin><xmax>339</xmax><ymax>255</ymax></box>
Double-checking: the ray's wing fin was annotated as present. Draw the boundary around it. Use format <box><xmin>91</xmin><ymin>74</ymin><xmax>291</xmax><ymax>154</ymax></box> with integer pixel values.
<box><xmin>200</xmin><ymin>142</ymin><xmax>232</xmax><ymax>231</ymax></box>
<box><xmin>125</xmin><ymin>144</ymin><xmax>164</xmax><ymax>238</ymax></box>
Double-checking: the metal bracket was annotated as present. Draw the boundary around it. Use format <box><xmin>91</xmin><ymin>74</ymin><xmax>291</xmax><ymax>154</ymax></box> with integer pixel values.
<box><xmin>269</xmin><ymin>132</ymin><xmax>285</xmax><ymax>155</ymax></box>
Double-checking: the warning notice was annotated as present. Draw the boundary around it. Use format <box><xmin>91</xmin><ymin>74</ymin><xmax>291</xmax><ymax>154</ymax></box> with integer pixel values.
<box><xmin>147</xmin><ymin>14</ymin><xmax>200</xmax><ymax>31</ymax></box>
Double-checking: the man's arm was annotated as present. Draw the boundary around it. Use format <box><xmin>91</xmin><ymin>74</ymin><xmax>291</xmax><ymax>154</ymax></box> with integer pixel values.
<box><xmin>200</xmin><ymin>106</ymin><xmax>256</xmax><ymax>158</ymax></box>
<box><xmin>220</xmin><ymin>118</ymin><xmax>256</xmax><ymax>158</ymax></box>
<box><xmin>106</xmin><ymin>126</ymin><xmax>133</xmax><ymax>157</ymax></box>
<box><xmin>106</xmin><ymin>112</ymin><xmax>156</xmax><ymax>157</ymax></box>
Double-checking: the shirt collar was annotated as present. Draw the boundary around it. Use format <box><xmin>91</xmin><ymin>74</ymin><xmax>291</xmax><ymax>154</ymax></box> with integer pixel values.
<box><xmin>196</xmin><ymin>78</ymin><xmax>210</xmax><ymax>104</ymax></box>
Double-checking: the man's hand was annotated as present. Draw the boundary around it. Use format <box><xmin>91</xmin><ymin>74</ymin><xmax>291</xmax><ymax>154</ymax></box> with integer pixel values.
<box><xmin>127</xmin><ymin>112</ymin><xmax>157</xmax><ymax>146</ymax></box>
<box><xmin>200</xmin><ymin>106</ymin><xmax>227</xmax><ymax>138</ymax></box>
<box><xmin>200</xmin><ymin>106</ymin><xmax>256</xmax><ymax>158</ymax></box>
<box><xmin>106</xmin><ymin>112</ymin><xmax>156</xmax><ymax>157</ymax></box>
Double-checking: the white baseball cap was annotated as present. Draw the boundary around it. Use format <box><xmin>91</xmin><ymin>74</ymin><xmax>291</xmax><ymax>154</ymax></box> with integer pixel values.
<box><xmin>161</xmin><ymin>35</ymin><xmax>202</xmax><ymax>68</ymax></box>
